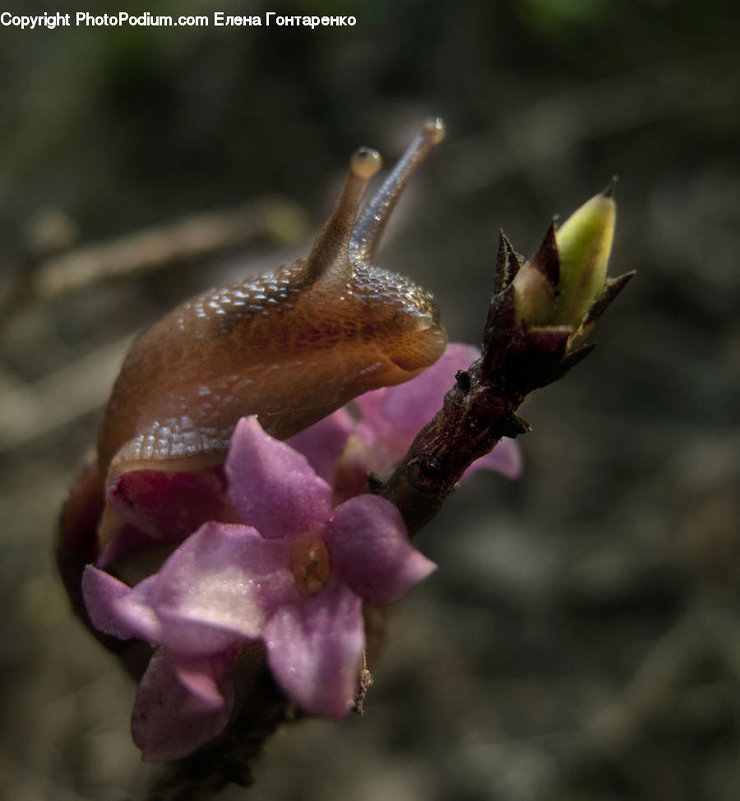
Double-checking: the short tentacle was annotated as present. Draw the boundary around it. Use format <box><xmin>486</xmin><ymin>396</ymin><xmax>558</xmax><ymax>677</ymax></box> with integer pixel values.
<box><xmin>303</xmin><ymin>146</ymin><xmax>382</xmax><ymax>287</ymax></box>
<box><xmin>349</xmin><ymin>118</ymin><xmax>445</xmax><ymax>266</ymax></box>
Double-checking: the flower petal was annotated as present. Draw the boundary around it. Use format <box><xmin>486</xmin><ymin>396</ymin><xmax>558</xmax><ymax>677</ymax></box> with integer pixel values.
<box><xmin>355</xmin><ymin>342</ymin><xmax>480</xmax><ymax>442</ymax></box>
<box><xmin>286</xmin><ymin>409</ymin><xmax>354</xmax><ymax>482</ymax></box>
<box><xmin>131</xmin><ymin>647</ymin><xmax>234</xmax><ymax>762</ymax></box>
<box><xmin>226</xmin><ymin>416</ymin><xmax>332</xmax><ymax>539</ymax></box>
<box><xmin>264</xmin><ymin>584</ymin><xmax>364</xmax><ymax>717</ymax></box>
<box><xmin>466</xmin><ymin>437</ymin><xmax>523</xmax><ymax>479</ymax></box>
<box><xmin>82</xmin><ymin>566</ymin><xmax>161</xmax><ymax>643</ymax></box>
<box><xmin>148</xmin><ymin>521</ymin><xmax>298</xmax><ymax>653</ymax></box>
<box><xmin>174</xmin><ymin>654</ymin><xmax>236</xmax><ymax>711</ymax></box>
<box><xmin>353</xmin><ymin>343</ymin><xmax>523</xmax><ymax>480</ymax></box>
<box><xmin>327</xmin><ymin>495</ymin><xmax>437</xmax><ymax>605</ymax></box>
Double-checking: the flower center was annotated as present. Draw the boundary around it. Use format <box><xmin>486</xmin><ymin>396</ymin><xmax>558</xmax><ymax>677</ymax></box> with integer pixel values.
<box><xmin>291</xmin><ymin>534</ymin><xmax>330</xmax><ymax>595</ymax></box>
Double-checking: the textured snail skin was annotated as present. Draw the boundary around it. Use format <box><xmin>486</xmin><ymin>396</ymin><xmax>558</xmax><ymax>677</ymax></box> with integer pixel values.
<box><xmin>97</xmin><ymin>120</ymin><xmax>447</xmax><ymax>486</ymax></box>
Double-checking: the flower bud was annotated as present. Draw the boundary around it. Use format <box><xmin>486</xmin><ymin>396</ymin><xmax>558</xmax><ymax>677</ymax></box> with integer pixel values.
<box><xmin>512</xmin><ymin>182</ymin><xmax>616</xmax><ymax>329</ymax></box>
<box><xmin>511</xmin><ymin>258</ymin><xmax>555</xmax><ymax>326</ymax></box>
<box><xmin>511</xmin><ymin>223</ymin><xmax>558</xmax><ymax>327</ymax></box>
<box><xmin>552</xmin><ymin>181</ymin><xmax>616</xmax><ymax>326</ymax></box>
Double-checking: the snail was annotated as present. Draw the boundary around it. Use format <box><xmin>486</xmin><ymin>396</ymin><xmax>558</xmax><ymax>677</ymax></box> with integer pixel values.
<box><xmin>57</xmin><ymin>119</ymin><xmax>448</xmax><ymax>609</ymax></box>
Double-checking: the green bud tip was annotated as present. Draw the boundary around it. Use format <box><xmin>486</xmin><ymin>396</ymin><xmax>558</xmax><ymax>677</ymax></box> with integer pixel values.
<box><xmin>552</xmin><ymin>182</ymin><xmax>617</xmax><ymax>326</ymax></box>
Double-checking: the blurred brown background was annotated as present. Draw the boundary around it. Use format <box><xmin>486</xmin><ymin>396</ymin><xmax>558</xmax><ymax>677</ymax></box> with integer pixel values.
<box><xmin>1</xmin><ymin>1</ymin><xmax>739</xmax><ymax>799</ymax></box>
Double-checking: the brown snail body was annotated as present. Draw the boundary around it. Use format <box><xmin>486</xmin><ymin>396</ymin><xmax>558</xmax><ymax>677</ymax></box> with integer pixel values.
<box><xmin>58</xmin><ymin>120</ymin><xmax>448</xmax><ymax>588</ymax></box>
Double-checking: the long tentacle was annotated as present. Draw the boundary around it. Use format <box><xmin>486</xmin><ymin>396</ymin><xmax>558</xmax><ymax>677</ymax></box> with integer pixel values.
<box><xmin>349</xmin><ymin>118</ymin><xmax>445</xmax><ymax>266</ymax></box>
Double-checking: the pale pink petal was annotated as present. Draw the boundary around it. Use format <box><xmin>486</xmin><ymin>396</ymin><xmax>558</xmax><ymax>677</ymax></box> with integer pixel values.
<box><xmin>287</xmin><ymin>409</ymin><xmax>355</xmax><ymax>482</ymax></box>
<box><xmin>132</xmin><ymin>648</ymin><xmax>234</xmax><ymax>762</ymax></box>
<box><xmin>225</xmin><ymin>416</ymin><xmax>332</xmax><ymax>540</ymax></box>
<box><xmin>175</xmin><ymin>655</ymin><xmax>235</xmax><ymax>711</ymax></box>
<box><xmin>148</xmin><ymin>522</ymin><xmax>298</xmax><ymax>653</ymax></box>
<box><xmin>467</xmin><ymin>437</ymin><xmax>523</xmax><ymax>479</ymax></box>
<box><xmin>82</xmin><ymin>566</ymin><xmax>160</xmax><ymax>643</ymax></box>
<box><xmin>327</xmin><ymin>495</ymin><xmax>437</xmax><ymax>605</ymax></box>
<box><xmin>264</xmin><ymin>584</ymin><xmax>364</xmax><ymax>717</ymax></box>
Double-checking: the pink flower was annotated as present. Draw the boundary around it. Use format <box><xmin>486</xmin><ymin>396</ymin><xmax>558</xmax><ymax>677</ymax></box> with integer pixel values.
<box><xmin>82</xmin><ymin>417</ymin><xmax>435</xmax><ymax>762</ymax></box>
<box><xmin>82</xmin><ymin>343</ymin><xmax>521</xmax><ymax>761</ymax></box>
<box><xmin>288</xmin><ymin>343</ymin><xmax>522</xmax><ymax>498</ymax></box>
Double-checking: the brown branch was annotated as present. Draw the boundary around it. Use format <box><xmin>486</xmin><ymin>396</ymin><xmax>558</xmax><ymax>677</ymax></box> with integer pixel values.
<box><xmin>380</xmin><ymin>232</ymin><xmax>634</xmax><ymax>536</ymax></box>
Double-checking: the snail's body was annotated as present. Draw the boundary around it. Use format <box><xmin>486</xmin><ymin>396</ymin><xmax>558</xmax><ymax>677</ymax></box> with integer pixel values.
<box><xmin>58</xmin><ymin>120</ymin><xmax>447</xmax><ymax>596</ymax></box>
<box><xmin>99</xmin><ymin>256</ymin><xmax>444</xmax><ymax>479</ymax></box>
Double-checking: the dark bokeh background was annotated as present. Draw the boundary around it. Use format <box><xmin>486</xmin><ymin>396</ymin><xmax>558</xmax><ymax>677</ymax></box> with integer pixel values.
<box><xmin>1</xmin><ymin>1</ymin><xmax>739</xmax><ymax>799</ymax></box>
